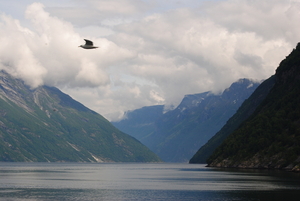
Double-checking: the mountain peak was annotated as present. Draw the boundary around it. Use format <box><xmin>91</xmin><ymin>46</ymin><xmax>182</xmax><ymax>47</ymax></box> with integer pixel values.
<box><xmin>113</xmin><ymin>78</ymin><xmax>260</xmax><ymax>162</ymax></box>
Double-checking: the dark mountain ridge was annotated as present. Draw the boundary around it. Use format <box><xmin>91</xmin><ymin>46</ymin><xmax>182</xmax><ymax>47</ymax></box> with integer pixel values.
<box><xmin>200</xmin><ymin>43</ymin><xmax>300</xmax><ymax>171</ymax></box>
<box><xmin>190</xmin><ymin>76</ymin><xmax>275</xmax><ymax>163</ymax></box>
<box><xmin>0</xmin><ymin>70</ymin><xmax>161</xmax><ymax>162</ymax></box>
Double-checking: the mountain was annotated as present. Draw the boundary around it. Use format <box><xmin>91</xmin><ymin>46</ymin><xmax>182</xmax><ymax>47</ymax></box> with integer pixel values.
<box><xmin>113</xmin><ymin>79</ymin><xmax>260</xmax><ymax>162</ymax></box>
<box><xmin>189</xmin><ymin>76</ymin><xmax>275</xmax><ymax>163</ymax></box>
<box><xmin>0</xmin><ymin>70</ymin><xmax>161</xmax><ymax>162</ymax></box>
<box><xmin>201</xmin><ymin>43</ymin><xmax>300</xmax><ymax>171</ymax></box>
<box><xmin>112</xmin><ymin>105</ymin><xmax>164</xmax><ymax>141</ymax></box>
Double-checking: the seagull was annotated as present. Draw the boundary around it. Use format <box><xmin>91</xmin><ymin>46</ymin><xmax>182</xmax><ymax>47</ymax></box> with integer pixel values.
<box><xmin>79</xmin><ymin>39</ymin><xmax>98</xmax><ymax>49</ymax></box>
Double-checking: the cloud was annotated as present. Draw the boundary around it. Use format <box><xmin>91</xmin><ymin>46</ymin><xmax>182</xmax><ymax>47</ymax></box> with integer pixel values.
<box><xmin>0</xmin><ymin>13</ymin><xmax>47</xmax><ymax>88</ymax></box>
<box><xmin>0</xmin><ymin>2</ymin><xmax>133</xmax><ymax>89</ymax></box>
<box><xmin>110</xmin><ymin>4</ymin><xmax>294</xmax><ymax>103</ymax></box>
<box><xmin>204</xmin><ymin>0</ymin><xmax>300</xmax><ymax>43</ymax></box>
<box><xmin>1</xmin><ymin>0</ymin><xmax>299</xmax><ymax>121</ymax></box>
<box><xmin>87</xmin><ymin>0</ymin><xmax>150</xmax><ymax>16</ymax></box>
<box><xmin>46</xmin><ymin>0</ymin><xmax>153</xmax><ymax>28</ymax></box>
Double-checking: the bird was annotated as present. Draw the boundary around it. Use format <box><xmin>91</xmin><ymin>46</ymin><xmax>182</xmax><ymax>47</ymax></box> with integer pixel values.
<box><xmin>79</xmin><ymin>39</ymin><xmax>98</xmax><ymax>49</ymax></box>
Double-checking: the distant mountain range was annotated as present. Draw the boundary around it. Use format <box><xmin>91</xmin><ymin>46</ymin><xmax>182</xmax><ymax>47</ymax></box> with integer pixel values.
<box><xmin>113</xmin><ymin>78</ymin><xmax>260</xmax><ymax>162</ymax></box>
<box><xmin>0</xmin><ymin>70</ymin><xmax>161</xmax><ymax>162</ymax></box>
<box><xmin>191</xmin><ymin>43</ymin><xmax>300</xmax><ymax>171</ymax></box>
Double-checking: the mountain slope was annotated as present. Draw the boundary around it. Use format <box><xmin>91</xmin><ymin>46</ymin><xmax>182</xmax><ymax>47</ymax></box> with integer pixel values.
<box><xmin>112</xmin><ymin>105</ymin><xmax>164</xmax><ymax>141</ymax></box>
<box><xmin>189</xmin><ymin>76</ymin><xmax>275</xmax><ymax>163</ymax></box>
<box><xmin>113</xmin><ymin>79</ymin><xmax>259</xmax><ymax>162</ymax></box>
<box><xmin>205</xmin><ymin>43</ymin><xmax>300</xmax><ymax>171</ymax></box>
<box><xmin>0</xmin><ymin>71</ymin><xmax>161</xmax><ymax>162</ymax></box>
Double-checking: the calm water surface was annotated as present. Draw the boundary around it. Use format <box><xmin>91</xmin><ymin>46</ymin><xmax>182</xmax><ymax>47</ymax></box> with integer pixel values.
<box><xmin>0</xmin><ymin>163</ymin><xmax>300</xmax><ymax>200</ymax></box>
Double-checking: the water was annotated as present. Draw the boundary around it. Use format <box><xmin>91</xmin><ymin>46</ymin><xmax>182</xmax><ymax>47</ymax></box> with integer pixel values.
<box><xmin>0</xmin><ymin>163</ymin><xmax>300</xmax><ymax>201</ymax></box>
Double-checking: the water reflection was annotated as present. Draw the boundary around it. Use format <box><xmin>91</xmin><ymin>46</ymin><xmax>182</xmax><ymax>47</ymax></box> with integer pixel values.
<box><xmin>0</xmin><ymin>163</ymin><xmax>300</xmax><ymax>201</ymax></box>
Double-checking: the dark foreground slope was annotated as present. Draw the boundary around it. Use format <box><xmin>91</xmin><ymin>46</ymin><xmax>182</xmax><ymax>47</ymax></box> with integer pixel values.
<box><xmin>0</xmin><ymin>71</ymin><xmax>161</xmax><ymax>162</ymax></box>
<box><xmin>205</xmin><ymin>43</ymin><xmax>300</xmax><ymax>171</ymax></box>
<box><xmin>190</xmin><ymin>76</ymin><xmax>275</xmax><ymax>163</ymax></box>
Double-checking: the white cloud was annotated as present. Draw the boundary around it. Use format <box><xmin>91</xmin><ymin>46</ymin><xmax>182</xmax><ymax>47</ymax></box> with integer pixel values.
<box><xmin>0</xmin><ymin>13</ymin><xmax>47</xmax><ymax>88</ymax></box>
<box><xmin>205</xmin><ymin>0</ymin><xmax>300</xmax><ymax>42</ymax></box>
<box><xmin>0</xmin><ymin>0</ymin><xmax>299</xmax><ymax>121</ymax></box>
<box><xmin>150</xmin><ymin>90</ymin><xmax>165</xmax><ymax>103</ymax></box>
<box><xmin>75</xmin><ymin>58</ymin><xmax>109</xmax><ymax>87</ymax></box>
<box><xmin>87</xmin><ymin>0</ymin><xmax>150</xmax><ymax>15</ymax></box>
<box><xmin>109</xmin><ymin>4</ymin><xmax>293</xmax><ymax>106</ymax></box>
<box><xmin>0</xmin><ymin>2</ymin><xmax>134</xmax><ymax>88</ymax></box>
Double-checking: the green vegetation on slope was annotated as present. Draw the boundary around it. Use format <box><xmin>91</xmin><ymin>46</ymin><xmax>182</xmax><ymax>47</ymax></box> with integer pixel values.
<box><xmin>189</xmin><ymin>76</ymin><xmax>275</xmax><ymax>163</ymax></box>
<box><xmin>206</xmin><ymin>43</ymin><xmax>300</xmax><ymax>170</ymax></box>
<box><xmin>0</xmin><ymin>71</ymin><xmax>161</xmax><ymax>162</ymax></box>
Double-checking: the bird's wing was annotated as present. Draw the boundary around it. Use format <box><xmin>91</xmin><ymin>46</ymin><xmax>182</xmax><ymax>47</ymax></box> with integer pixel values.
<box><xmin>84</xmin><ymin>39</ymin><xmax>93</xmax><ymax>46</ymax></box>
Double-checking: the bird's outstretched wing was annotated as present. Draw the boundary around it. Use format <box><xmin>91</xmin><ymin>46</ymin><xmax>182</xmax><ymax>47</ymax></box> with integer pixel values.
<box><xmin>84</xmin><ymin>39</ymin><xmax>93</xmax><ymax>46</ymax></box>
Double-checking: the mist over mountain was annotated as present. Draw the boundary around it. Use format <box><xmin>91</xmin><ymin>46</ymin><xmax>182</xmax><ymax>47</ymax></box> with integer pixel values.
<box><xmin>0</xmin><ymin>70</ymin><xmax>161</xmax><ymax>162</ymax></box>
<box><xmin>112</xmin><ymin>105</ymin><xmax>165</xmax><ymax>141</ymax></box>
<box><xmin>113</xmin><ymin>79</ymin><xmax>260</xmax><ymax>162</ymax></box>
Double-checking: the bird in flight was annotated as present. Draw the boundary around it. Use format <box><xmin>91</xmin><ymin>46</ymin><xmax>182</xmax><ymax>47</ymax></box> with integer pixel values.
<box><xmin>79</xmin><ymin>39</ymin><xmax>98</xmax><ymax>49</ymax></box>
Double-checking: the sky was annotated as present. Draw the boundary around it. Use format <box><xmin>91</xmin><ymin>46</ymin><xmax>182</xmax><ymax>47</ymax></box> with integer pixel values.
<box><xmin>0</xmin><ymin>0</ymin><xmax>299</xmax><ymax>121</ymax></box>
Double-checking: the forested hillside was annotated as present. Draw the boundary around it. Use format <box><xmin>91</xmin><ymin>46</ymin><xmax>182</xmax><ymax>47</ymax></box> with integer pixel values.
<box><xmin>190</xmin><ymin>76</ymin><xmax>275</xmax><ymax>163</ymax></box>
<box><xmin>205</xmin><ymin>43</ymin><xmax>300</xmax><ymax>171</ymax></box>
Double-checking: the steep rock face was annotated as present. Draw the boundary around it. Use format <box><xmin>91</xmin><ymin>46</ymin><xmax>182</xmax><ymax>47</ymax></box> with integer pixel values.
<box><xmin>0</xmin><ymin>71</ymin><xmax>161</xmax><ymax>162</ymax></box>
<box><xmin>113</xmin><ymin>79</ymin><xmax>260</xmax><ymax>162</ymax></box>
<box><xmin>206</xmin><ymin>43</ymin><xmax>300</xmax><ymax>171</ymax></box>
